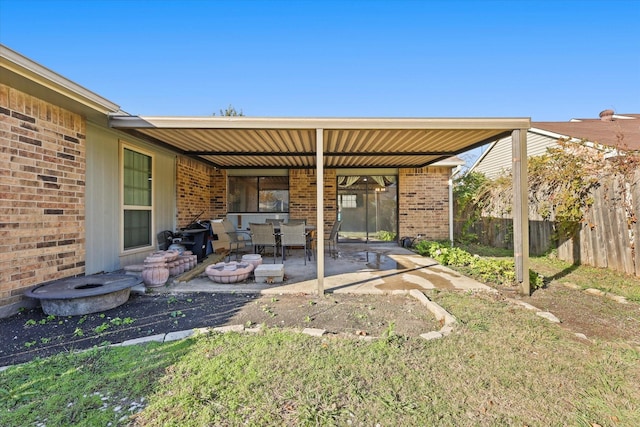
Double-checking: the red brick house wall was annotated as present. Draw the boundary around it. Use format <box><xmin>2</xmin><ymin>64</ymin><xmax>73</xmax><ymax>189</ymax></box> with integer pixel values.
<box><xmin>186</xmin><ymin>165</ymin><xmax>451</xmax><ymax>242</ymax></box>
<box><xmin>0</xmin><ymin>84</ymin><xmax>86</xmax><ymax>309</ymax></box>
<box><xmin>288</xmin><ymin>169</ymin><xmax>338</xmax><ymax>238</ymax></box>
<box><xmin>210</xmin><ymin>167</ymin><xmax>227</xmax><ymax>219</ymax></box>
<box><xmin>398</xmin><ymin>166</ymin><xmax>451</xmax><ymax>240</ymax></box>
<box><xmin>175</xmin><ymin>156</ymin><xmax>215</xmax><ymax>227</ymax></box>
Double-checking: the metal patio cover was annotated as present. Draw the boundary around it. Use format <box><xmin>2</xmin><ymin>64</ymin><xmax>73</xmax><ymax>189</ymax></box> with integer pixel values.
<box><xmin>108</xmin><ymin>116</ymin><xmax>531</xmax><ymax>169</ymax></box>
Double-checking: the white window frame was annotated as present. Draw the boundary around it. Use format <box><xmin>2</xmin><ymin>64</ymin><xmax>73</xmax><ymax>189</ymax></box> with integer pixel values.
<box><xmin>120</xmin><ymin>141</ymin><xmax>155</xmax><ymax>254</ymax></box>
<box><xmin>340</xmin><ymin>194</ymin><xmax>357</xmax><ymax>209</ymax></box>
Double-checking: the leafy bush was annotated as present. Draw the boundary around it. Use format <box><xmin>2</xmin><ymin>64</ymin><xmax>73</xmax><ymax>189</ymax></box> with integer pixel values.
<box><xmin>413</xmin><ymin>240</ymin><xmax>544</xmax><ymax>289</ymax></box>
<box><xmin>376</xmin><ymin>230</ymin><xmax>397</xmax><ymax>241</ymax></box>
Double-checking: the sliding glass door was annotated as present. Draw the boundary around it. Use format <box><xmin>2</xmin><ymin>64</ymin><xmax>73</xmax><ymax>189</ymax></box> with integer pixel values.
<box><xmin>337</xmin><ymin>175</ymin><xmax>397</xmax><ymax>242</ymax></box>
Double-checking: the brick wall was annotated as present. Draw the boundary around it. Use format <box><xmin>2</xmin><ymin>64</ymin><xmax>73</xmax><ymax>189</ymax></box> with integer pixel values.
<box><xmin>179</xmin><ymin>164</ymin><xmax>450</xmax><ymax>242</ymax></box>
<box><xmin>210</xmin><ymin>167</ymin><xmax>227</xmax><ymax>219</ymax></box>
<box><xmin>175</xmin><ymin>156</ymin><xmax>216</xmax><ymax>227</ymax></box>
<box><xmin>0</xmin><ymin>84</ymin><xmax>86</xmax><ymax>309</ymax></box>
<box><xmin>289</xmin><ymin>169</ymin><xmax>337</xmax><ymax>238</ymax></box>
<box><xmin>398</xmin><ymin>166</ymin><xmax>451</xmax><ymax>240</ymax></box>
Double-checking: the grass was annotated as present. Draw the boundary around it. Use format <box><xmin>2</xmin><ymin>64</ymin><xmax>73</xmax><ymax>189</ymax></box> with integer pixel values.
<box><xmin>0</xmin><ymin>340</ymin><xmax>193</xmax><ymax>426</ymax></box>
<box><xmin>2</xmin><ymin>291</ymin><xmax>639</xmax><ymax>426</ymax></box>
<box><xmin>459</xmin><ymin>243</ymin><xmax>640</xmax><ymax>302</ymax></box>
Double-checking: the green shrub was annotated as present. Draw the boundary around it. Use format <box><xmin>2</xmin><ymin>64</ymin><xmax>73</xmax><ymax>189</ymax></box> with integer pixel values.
<box><xmin>413</xmin><ymin>240</ymin><xmax>543</xmax><ymax>290</ymax></box>
<box><xmin>376</xmin><ymin>230</ymin><xmax>397</xmax><ymax>241</ymax></box>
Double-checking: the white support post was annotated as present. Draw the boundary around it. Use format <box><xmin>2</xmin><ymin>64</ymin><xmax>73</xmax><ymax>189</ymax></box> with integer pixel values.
<box><xmin>316</xmin><ymin>128</ymin><xmax>325</xmax><ymax>295</ymax></box>
<box><xmin>512</xmin><ymin>129</ymin><xmax>530</xmax><ymax>295</ymax></box>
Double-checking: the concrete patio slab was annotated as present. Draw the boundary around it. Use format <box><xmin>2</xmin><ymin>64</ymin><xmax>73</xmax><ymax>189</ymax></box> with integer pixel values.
<box><xmin>160</xmin><ymin>243</ymin><xmax>493</xmax><ymax>296</ymax></box>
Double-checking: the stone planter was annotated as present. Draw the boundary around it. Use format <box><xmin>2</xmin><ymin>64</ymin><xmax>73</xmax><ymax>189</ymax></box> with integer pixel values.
<box><xmin>205</xmin><ymin>262</ymin><xmax>254</xmax><ymax>284</ymax></box>
<box><xmin>142</xmin><ymin>255</ymin><xmax>170</xmax><ymax>287</ymax></box>
<box><xmin>241</xmin><ymin>254</ymin><xmax>263</xmax><ymax>269</ymax></box>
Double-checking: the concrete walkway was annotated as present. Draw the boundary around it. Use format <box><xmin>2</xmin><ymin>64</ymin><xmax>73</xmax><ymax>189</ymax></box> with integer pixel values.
<box><xmin>162</xmin><ymin>243</ymin><xmax>493</xmax><ymax>296</ymax></box>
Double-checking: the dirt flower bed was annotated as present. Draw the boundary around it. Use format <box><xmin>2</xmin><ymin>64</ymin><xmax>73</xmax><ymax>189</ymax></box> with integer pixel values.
<box><xmin>0</xmin><ymin>291</ymin><xmax>440</xmax><ymax>367</ymax></box>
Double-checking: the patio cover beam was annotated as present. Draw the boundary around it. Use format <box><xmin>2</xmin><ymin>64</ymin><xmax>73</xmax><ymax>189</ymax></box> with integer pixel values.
<box><xmin>187</xmin><ymin>151</ymin><xmax>457</xmax><ymax>156</ymax></box>
<box><xmin>109</xmin><ymin>115</ymin><xmax>530</xmax><ymax>131</ymax></box>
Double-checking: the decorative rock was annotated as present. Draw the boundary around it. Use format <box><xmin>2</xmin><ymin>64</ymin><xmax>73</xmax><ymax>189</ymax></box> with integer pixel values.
<box><xmin>212</xmin><ymin>324</ymin><xmax>245</xmax><ymax>333</ymax></box>
<box><xmin>585</xmin><ymin>288</ymin><xmax>605</xmax><ymax>297</ymax></box>
<box><xmin>420</xmin><ymin>331</ymin><xmax>443</xmax><ymax>340</ymax></box>
<box><xmin>511</xmin><ymin>300</ymin><xmax>539</xmax><ymax>311</ymax></box>
<box><xmin>302</xmin><ymin>327</ymin><xmax>326</xmax><ymax>337</ymax></box>
<box><xmin>606</xmin><ymin>294</ymin><xmax>628</xmax><ymax>304</ymax></box>
<box><xmin>536</xmin><ymin>311</ymin><xmax>561</xmax><ymax>323</ymax></box>
<box><xmin>439</xmin><ymin>325</ymin><xmax>455</xmax><ymax>336</ymax></box>
<box><xmin>164</xmin><ymin>330</ymin><xmax>195</xmax><ymax>342</ymax></box>
<box><xmin>117</xmin><ymin>334</ymin><xmax>165</xmax><ymax>346</ymax></box>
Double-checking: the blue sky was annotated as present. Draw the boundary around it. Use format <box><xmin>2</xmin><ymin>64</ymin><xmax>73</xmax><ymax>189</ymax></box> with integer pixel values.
<box><xmin>1</xmin><ymin>0</ymin><xmax>638</xmax><ymax>162</ymax></box>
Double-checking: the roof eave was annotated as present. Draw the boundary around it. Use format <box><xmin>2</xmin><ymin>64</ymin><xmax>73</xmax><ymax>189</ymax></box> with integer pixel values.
<box><xmin>0</xmin><ymin>44</ymin><xmax>120</xmax><ymax>115</ymax></box>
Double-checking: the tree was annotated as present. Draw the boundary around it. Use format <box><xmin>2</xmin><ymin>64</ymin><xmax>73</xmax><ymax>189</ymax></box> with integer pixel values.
<box><xmin>214</xmin><ymin>105</ymin><xmax>244</xmax><ymax>116</ymax></box>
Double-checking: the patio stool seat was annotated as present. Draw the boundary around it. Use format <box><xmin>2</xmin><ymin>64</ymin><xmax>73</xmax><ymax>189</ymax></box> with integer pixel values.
<box><xmin>254</xmin><ymin>264</ymin><xmax>284</xmax><ymax>284</ymax></box>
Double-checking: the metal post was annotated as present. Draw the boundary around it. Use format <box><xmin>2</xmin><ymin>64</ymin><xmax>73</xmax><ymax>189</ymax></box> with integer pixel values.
<box><xmin>364</xmin><ymin>178</ymin><xmax>369</xmax><ymax>243</ymax></box>
<box><xmin>316</xmin><ymin>128</ymin><xmax>325</xmax><ymax>295</ymax></box>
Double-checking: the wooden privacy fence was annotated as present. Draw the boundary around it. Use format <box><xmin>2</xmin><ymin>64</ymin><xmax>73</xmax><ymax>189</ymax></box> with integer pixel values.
<box><xmin>455</xmin><ymin>169</ymin><xmax>640</xmax><ymax>277</ymax></box>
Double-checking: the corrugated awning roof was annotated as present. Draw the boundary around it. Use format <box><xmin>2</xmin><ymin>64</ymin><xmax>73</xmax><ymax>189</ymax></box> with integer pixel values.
<box><xmin>109</xmin><ymin>116</ymin><xmax>531</xmax><ymax>169</ymax></box>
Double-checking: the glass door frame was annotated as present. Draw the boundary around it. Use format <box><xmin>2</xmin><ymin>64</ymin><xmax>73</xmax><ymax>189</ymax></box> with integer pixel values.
<box><xmin>336</xmin><ymin>171</ymin><xmax>398</xmax><ymax>243</ymax></box>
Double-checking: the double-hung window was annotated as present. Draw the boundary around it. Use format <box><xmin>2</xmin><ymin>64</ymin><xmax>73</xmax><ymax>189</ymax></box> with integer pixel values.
<box><xmin>122</xmin><ymin>145</ymin><xmax>153</xmax><ymax>251</ymax></box>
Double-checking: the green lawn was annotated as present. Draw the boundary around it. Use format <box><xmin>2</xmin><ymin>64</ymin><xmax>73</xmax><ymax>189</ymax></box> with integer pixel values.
<box><xmin>2</xmin><ymin>290</ymin><xmax>639</xmax><ymax>426</ymax></box>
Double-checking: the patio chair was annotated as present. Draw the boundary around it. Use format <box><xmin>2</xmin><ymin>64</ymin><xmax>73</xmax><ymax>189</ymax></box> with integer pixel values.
<box><xmin>265</xmin><ymin>218</ymin><xmax>283</xmax><ymax>227</ymax></box>
<box><xmin>249</xmin><ymin>222</ymin><xmax>278</xmax><ymax>263</ymax></box>
<box><xmin>325</xmin><ymin>220</ymin><xmax>341</xmax><ymax>259</ymax></box>
<box><xmin>279</xmin><ymin>223</ymin><xmax>310</xmax><ymax>265</ymax></box>
<box><xmin>212</xmin><ymin>218</ymin><xmax>251</xmax><ymax>261</ymax></box>
<box><xmin>286</xmin><ymin>218</ymin><xmax>306</xmax><ymax>225</ymax></box>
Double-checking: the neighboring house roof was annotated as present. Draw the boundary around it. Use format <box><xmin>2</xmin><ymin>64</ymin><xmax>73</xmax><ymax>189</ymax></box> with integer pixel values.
<box><xmin>535</xmin><ymin>113</ymin><xmax>640</xmax><ymax>151</ymax></box>
<box><xmin>469</xmin><ymin>112</ymin><xmax>640</xmax><ymax>179</ymax></box>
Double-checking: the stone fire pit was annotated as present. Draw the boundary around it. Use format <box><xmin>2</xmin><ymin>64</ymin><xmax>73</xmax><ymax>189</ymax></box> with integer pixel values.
<box><xmin>24</xmin><ymin>274</ymin><xmax>141</xmax><ymax>316</ymax></box>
